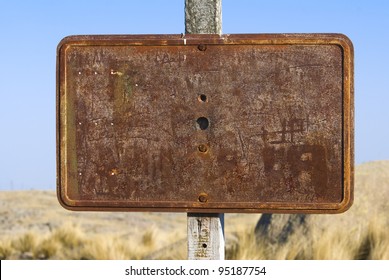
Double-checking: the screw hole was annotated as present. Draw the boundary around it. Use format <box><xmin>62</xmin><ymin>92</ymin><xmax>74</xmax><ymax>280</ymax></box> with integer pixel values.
<box><xmin>198</xmin><ymin>144</ymin><xmax>208</xmax><ymax>153</ymax></box>
<box><xmin>196</xmin><ymin>117</ymin><xmax>209</xmax><ymax>130</ymax></box>
<box><xmin>199</xmin><ymin>94</ymin><xmax>207</xmax><ymax>102</ymax></box>
<box><xmin>198</xmin><ymin>44</ymin><xmax>207</xmax><ymax>51</ymax></box>
<box><xmin>198</xmin><ymin>193</ymin><xmax>208</xmax><ymax>202</ymax></box>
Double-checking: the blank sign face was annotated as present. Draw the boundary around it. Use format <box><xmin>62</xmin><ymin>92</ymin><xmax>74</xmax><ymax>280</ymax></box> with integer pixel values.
<box><xmin>57</xmin><ymin>34</ymin><xmax>353</xmax><ymax>213</ymax></box>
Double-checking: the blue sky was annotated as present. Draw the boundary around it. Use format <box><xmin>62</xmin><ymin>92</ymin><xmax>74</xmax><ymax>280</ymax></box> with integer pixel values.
<box><xmin>0</xmin><ymin>0</ymin><xmax>388</xmax><ymax>190</ymax></box>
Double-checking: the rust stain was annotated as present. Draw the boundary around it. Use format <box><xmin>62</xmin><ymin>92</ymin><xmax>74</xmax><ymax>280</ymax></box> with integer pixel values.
<box><xmin>57</xmin><ymin>34</ymin><xmax>354</xmax><ymax>213</ymax></box>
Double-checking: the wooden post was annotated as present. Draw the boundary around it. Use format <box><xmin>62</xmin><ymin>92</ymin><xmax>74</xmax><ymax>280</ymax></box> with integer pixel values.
<box><xmin>188</xmin><ymin>213</ymin><xmax>225</xmax><ymax>260</ymax></box>
<box><xmin>185</xmin><ymin>0</ymin><xmax>225</xmax><ymax>260</ymax></box>
<box><xmin>185</xmin><ymin>0</ymin><xmax>222</xmax><ymax>35</ymax></box>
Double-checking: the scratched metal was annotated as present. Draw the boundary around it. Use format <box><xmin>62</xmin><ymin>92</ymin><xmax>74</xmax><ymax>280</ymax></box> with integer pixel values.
<box><xmin>57</xmin><ymin>34</ymin><xmax>354</xmax><ymax>213</ymax></box>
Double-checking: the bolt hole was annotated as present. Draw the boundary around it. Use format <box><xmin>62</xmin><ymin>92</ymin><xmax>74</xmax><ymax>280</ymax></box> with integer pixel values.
<box><xmin>202</xmin><ymin>243</ymin><xmax>207</xmax><ymax>248</ymax></box>
<box><xmin>198</xmin><ymin>193</ymin><xmax>208</xmax><ymax>202</ymax></box>
<box><xmin>196</xmin><ymin>117</ymin><xmax>209</xmax><ymax>130</ymax></box>
<box><xmin>198</xmin><ymin>44</ymin><xmax>207</xmax><ymax>51</ymax></box>
<box><xmin>198</xmin><ymin>144</ymin><xmax>208</xmax><ymax>153</ymax></box>
<box><xmin>198</xmin><ymin>94</ymin><xmax>207</xmax><ymax>102</ymax></box>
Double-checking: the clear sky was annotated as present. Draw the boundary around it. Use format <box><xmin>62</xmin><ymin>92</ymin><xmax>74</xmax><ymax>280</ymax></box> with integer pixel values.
<box><xmin>0</xmin><ymin>0</ymin><xmax>388</xmax><ymax>190</ymax></box>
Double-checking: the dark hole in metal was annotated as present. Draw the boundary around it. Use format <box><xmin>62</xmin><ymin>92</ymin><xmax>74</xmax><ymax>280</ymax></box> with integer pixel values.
<box><xmin>198</xmin><ymin>44</ymin><xmax>207</xmax><ymax>51</ymax></box>
<box><xmin>199</xmin><ymin>94</ymin><xmax>207</xmax><ymax>102</ymax></box>
<box><xmin>196</xmin><ymin>117</ymin><xmax>209</xmax><ymax>130</ymax></box>
<box><xmin>198</xmin><ymin>193</ymin><xmax>208</xmax><ymax>202</ymax></box>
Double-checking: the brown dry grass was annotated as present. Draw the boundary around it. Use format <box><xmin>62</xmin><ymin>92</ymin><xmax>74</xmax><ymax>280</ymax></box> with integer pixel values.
<box><xmin>0</xmin><ymin>223</ymin><xmax>182</xmax><ymax>260</ymax></box>
<box><xmin>1</xmin><ymin>215</ymin><xmax>388</xmax><ymax>260</ymax></box>
<box><xmin>226</xmin><ymin>217</ymin><xmax>389</xmax><ymax>260</ymax></box>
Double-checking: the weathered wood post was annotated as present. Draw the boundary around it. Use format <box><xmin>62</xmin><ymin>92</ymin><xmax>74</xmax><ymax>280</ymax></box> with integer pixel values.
<box><xmin>185</xmin><ymin>0</ymin><xmax>225</xmax><ymax>260</ymax></box>
<box><xmin>185</xmin><ymin>0</ymin><xmax>222</xmax><ymax>35</ymax></box>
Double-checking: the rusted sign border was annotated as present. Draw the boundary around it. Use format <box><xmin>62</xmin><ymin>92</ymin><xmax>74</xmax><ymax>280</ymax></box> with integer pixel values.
<box><xmin>56</xmin><ymin>34</ymin><xmax>354</xmax><ymax>213</ymax></box>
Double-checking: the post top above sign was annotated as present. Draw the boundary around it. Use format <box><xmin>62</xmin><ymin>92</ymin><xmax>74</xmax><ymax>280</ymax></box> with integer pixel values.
<box><xmin>57</xmin><ymin>33</ymin><xmax>354</xmax><ymax>213</ymax></box>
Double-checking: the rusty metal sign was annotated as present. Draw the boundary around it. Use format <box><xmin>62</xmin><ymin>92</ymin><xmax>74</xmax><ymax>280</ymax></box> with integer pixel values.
<box><xmin>57</xmin><ymin>34</ymin><xmax>354</xmax><ymax>213</ymax></box>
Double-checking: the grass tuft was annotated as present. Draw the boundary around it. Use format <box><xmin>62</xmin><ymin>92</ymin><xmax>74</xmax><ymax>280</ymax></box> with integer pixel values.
<box><xmin>141</xmin><ymin>228</ymin><xmax>156</xmax><ymax>248</ymax></box>
<box><xmin>11</xmin><ymin>233</ymin><xmax>36</xmax><ymax>257</ymax></box>
<box><xmin>51</xmin><ymin>223</ymin><xmax>84</xmax><ymax>250</ymax></box>
<box><xmin>0</xmin><ymin>239</ymin><xmax>13</xmax><ymax>260</ymax></box>
<box><xmin>34</xmin><ymin>237</ymin><xmax>60</xmax><ymax>260</ymax></box>
<box><xmin>356</xmin><ymin>218</ymin><xmax>389</xmax><ymax>260</ymax></box>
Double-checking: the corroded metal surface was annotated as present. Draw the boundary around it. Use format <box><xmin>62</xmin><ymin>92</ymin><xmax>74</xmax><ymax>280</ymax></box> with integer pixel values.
<box><xmin>57</xmin><ymin>34</ymin><xmax>354</xmax><ymax>213</ymax></box>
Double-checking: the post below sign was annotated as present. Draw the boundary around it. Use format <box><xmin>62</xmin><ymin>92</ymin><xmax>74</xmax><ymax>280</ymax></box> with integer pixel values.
<box><xmin>57</xmin><ymin>34</ymin><xmax>354</xmax><ymax>213</ymax></box>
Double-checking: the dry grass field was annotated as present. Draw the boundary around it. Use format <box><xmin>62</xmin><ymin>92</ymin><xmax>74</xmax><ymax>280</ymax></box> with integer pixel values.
<box><xmin>1</xmin><ymin>160</ymin><xmax>389</xmax><ymax>260</ymax></box>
